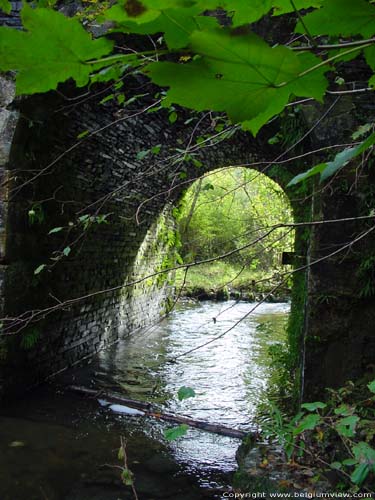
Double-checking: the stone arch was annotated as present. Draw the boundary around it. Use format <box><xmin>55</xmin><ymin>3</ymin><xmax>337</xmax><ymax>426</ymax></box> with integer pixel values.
<box><xmin>0</xmin><ymin>75</ymin><xmax>310</xmax><ymax>395</ymax></box>
<box><xmin>1</xmin><ymin>70</ymin><xmax>375</xmax><ymax>401</ymax></box>
<box><xmin>175</xmin><ymin>165</ymin><xmax>295</xmax><ymax>293</ymax></box>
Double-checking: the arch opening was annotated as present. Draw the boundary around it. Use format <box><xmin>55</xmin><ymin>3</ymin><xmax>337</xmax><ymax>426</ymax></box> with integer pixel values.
<box><xmin>0</xmin><ymin>84</ymin><xmax>311</xmax><ymax>399</ymax></box>
<box><xmin>174</xmin><ymin>167</ymin><xmax>295</xmax><ymax>302</ymax></box>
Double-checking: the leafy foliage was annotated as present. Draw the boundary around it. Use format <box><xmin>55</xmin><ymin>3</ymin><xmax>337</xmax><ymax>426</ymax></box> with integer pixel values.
<box><xmin>0</xmin><ymin>0</ymin><xmax>372</xmax><ymax>208</ymax></box>
<box><xmin>48</xmin><ymin>226</ymin><xmax>63</xmax><ymax>235</ymax></box>
<box><xmin>28</xmin><ymin>203</ymin><xmax>45</xmax><ymax>225</ymax></box>
<box><xmin>34</xmin><ymin>264</ymin><xmax>46</xmax><ymax>275</ymax></box>
<box><xmin>295</xmin><ymin>0</ymin><xmax>375</xmax><ymax>38</ymax></box>
<box><xmin>0</xmin><ymin>3</ymin><xmax>113</xmax><ymax>94</ymax></box>
<box><xmin>163</xmin><ymin>423</ymin><xmax>189</xmax><ymax>441</ymax></box>
<box><xmin>1</xmin><ymin>0</ymin><xmax>375</xmax><ymax>140</ymax></box>
<box><xmin>179</xmin><ymin>168</ymin><xmax>293</xmax><ymax>269</ymax></box>
<box><xmin>0</xmin><ymin>0</ymin><xmax>11</xmax><ymax>14</ymax></box>
<box><xmin>147</xmin><ymin>30</ymin><xmax>327</xmax><ymax>135</ymax></box>
<box><xmin>288</xmin><ymin>132</ymin><xmax>375</xmax><ymax>186</ymax></box>
<box><xmin>105</xmin><ymin>3</ymin><xmax>219</xmax><ymax>49</ymax></box>
<box><xmin>177</xmin><ymin>386</ymin><xmax>196</xmax><ymax>401</ymax></box>
<box><xmin>301</xmin><ymin>401</ymin><xmax>327</xmax><ymax>411</ymax></box>
<box><xmin>20</xmin><ymin>327</ymin><xmax>40</xmax><ymax>349</ymax></box>
<box><xmin>261</xmin><ymin>380</ymin><xmax>375</xmax><ymax>489</ymax></box>
<box><xmin>121</xmin><ymin>467</ymin><xmax>134</xmax><ymax>486</ymax></box>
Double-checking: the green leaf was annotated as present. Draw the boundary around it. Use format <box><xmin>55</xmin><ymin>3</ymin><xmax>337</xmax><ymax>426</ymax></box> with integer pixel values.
<box><xmin>351</xmin><ymin>463</ymin><xmax>370</xmax><ymax>486</ymax></box>
<box><xmin>352</xmin><ymin>442</ymin><xmax>375</xmax><ymax>470</ymax></box>
<box><xmin>114</xmin><ymin>81</ymin><xmax>124</xmax><ymax>90</ymax></box>
<box><xmin>121</xmin><ymin>467</ymin><xmax>134</xmax><ymax>486</ymax></box>
<box><xmin>197</xmin><ymin>0</ymin><xmax>322</xmax><ymax>26</ymax></box>
<box><xmin>198</xmin><ymin>0</ymin><xmax>273</xmax><ymax>27</ymax></box>
<box><xmin>117</xmin><ymin>94</ymin><xmax>126</xmax><ymax>105</ymax></box>
<box><xmin>287</xmin><ymin>163</ymin><xmax>326</xmax><ymax>186</ymax></box>
<box><xmin>368</xmin><ymin>380</ymin><xmax>375</xmax><ymax>394</ymax></box>
<box><xmin>0</xmin><ymin>0</ymin><xmax>11</xmax><ymax>14</ymax></box>
<box><xmin>0</xmin><ymin>3</ymin><xmax>113</xmax><ymax>95</ymax></box>
<box><xmin>104</xmin><ymin>0</ymin><xmax>190</xmax><ymax>26</ymax></box>
<box><xmin>90</xmin><ymin>65</ymin><xmax>124</xmax><ymax>85</ymax></box>
<box><xmin>335</xmin><ymin>416</ymin><xmax>360</xmax><ymax>438</ymax></box>
<box><xmin>34</xmin><ymin>264</ymin><xmax>46</xmax><ymax>275</ymax></box>
<box><xmin>293</xmin><ymin>413</ymin><xmax>320</xmax><ymax>435</ymax></box>
<box><xmin>334</xmin><ymin>404</ymin><xmax>353</xmax><ymax>416</ymax></box>
<box><xmin>320</xmin><ymin>147</ymin><xmax>357</xmax><ymax>182</ymax></box>
<box><xmin>37</xmin><ymin>0</ymin><xmax>58</xmax><ymax>7</ymax></box>
<box><xmin>268</xmin><ymin>134</ymin><xmax>281</xmax><ymax>145</ymax></box>
<box><xmin>352</xmin><ymin>123</ymin><xmax>373</xmax><ymax>140</ymax></box>
<box><xmin>118</xmin><ymin>446</ymin><xmax>125</xmax><ymax>460</ymax></box>
<box><xmin>273</xmin><ymin>0</ymin><xmax>323</xmax><ymax>16</ymax></box>
<box><xmin>48</xmin><ymin>226</ymin><xmax>63</xmax><ymax>235</ymax></box>
<box><xmin>301</xmin><ymin>401</ymin><xmax>327</xmax><ymax>412</ymax></box>
<box><xmin>343</xmin><ymin>458</ymin><xmax>357</xmax><ymax>466</ymax></box>
<box><xmin>77</xmin><ymin>130</ymin><xmax>90</xmax><ymax>140</ymax></box>
<box><xmin>146</xmin><ymin>30</ymin><xmax>327</xmax><ymax>135</ymax></box>
<box><xmin>177</xmin><ymin>386</ymin><xmax>196</xmax><ymax>401</ymax></box>
<box><xmin>355</xmin><ymin>441</ymin><xmax>375</xmax><ymax>461</ymax></box>
<box><xmin>100</xmin><ymin>93</ymin><xmax>115</xmax><ymax>104</ymax></box>
<box><xmin>169</xmin><ymin>111</ymin><xmax>178</xmax><ymax>124</ymax></box>
<box><xmin>330</xmin><ymin>461</ymin><xmax>342</xmax><ymax>470</ymax></box>
<box><xmin>20</xmin><ymin>328</ymin><xmax>40</xmax><ymax>350</ymax></box>
<box><xmin>296</xmin><ymin>0</ymin><xmax>375</xmax><ymax>38</ymax></box>
<box><xmin>335</xmin><ymin>76</ymin><xmax>345</xmax><ymax>86</ymax></box>
<box><xmin>195</xmin><ymin>0</ymin><xmax>323</xmax><ymax>26</ymax></box>
<box><xmin>163</xmin><ymin>424</ymin><xmax>189</xmax><ymax>441</ymax></box>
<box><xmin>364</xmin><ymin>45</ymin><xmax>375</xmax><ymax>78</ymax></box>
<box><xmin>288</xmin><ymin>131</ymin><xmax>375</xmax><ymax>186</ymax></box>
<box><xmin>63</xmin><ymin>246</ymin><xmax>71</xmax><ymax>257</ymax></box>
<box><xmin>106</xmin><ymin>4</ymin><xmax>219</xmax><ymax>49</ymax></box>
<box><xmin>136</xmin><ymin>150</ymin><xmax>150</xmax><ymax>160</ymax></box>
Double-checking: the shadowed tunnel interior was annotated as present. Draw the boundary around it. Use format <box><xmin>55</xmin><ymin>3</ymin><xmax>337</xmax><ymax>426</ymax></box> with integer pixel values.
<box><xmin>1</xmin><ymin>74</ymin><xmax>375</xmax><ymax>401</ymax></box>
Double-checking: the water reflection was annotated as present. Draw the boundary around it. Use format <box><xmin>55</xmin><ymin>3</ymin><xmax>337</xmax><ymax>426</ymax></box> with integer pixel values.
<box><xmin>96</xmin><ymin>301</ymin><xmax>289</xmax><ymax>471</ymax></box>
<box><xmin>0</xmin><ymin>300</ymin><xmax>289</xmax><ymax>499</ymax></box>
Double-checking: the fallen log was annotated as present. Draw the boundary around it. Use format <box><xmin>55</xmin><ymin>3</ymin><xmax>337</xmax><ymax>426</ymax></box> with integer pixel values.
<box><xmin>68</xmin><ymin>385</ymin><xmax>251</xmax><ymax>440</ymax></box>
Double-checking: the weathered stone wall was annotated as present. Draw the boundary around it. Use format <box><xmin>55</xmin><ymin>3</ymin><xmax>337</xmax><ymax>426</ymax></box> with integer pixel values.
<box><xmin>0</xmin><ymin>76</ymin><xmax>272</xmax><ymax>394</ymax></box>
<box><xmin>2</xmin><ymin>77</ymin><xmax>375</xmax><ymax>402</ymax></box>
<box><xmin>3</xmin><ymin>78</ymin><xmax>375</xmax><ymax>400</ymax></box>
<box><xmin>302</xmin><ymin>94</ymin><xmax>375</xmax><ymax>399</ymax></box>
<box><xmin>0</xmin><ymin>76</ymin><xmax>18</xmax><ymax>391</ymax></box>
<box><xmin>0</xmin><ymin>0</ymin><xmax>307</xmax><ymax>399</ymax></box>
<box><xmin>2</xmin><ymin>4</ymin><xmax>375</xmax><ymax>401</ymax></box>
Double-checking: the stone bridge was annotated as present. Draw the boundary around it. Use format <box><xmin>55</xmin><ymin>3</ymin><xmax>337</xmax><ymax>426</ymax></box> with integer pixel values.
<box><xmin>1</xmin><ymin>8</ymin><xmax>375</xmax><ymax>401</ymax></box>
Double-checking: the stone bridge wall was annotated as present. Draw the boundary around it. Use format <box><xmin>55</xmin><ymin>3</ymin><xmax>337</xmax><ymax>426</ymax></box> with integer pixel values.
<box><xmin>0</xmin><ymin>73</ymin><xmax>273</xmax><ymax>394</ymax></box>
<box><xmin>301</xmin><ymin>95</ymin><xmax>375</xmax><ymax>399</ymax></box>
<box><xmin>1</xmin><ymin>4</ymin><xmax>375</xmax><ymax>399</ymax></box>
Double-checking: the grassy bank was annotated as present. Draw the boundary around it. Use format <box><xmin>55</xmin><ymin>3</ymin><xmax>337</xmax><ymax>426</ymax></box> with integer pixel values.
<box><xmin>174</xmin><ymin>261</ymin><xmax>291</xmax><ymax>301</ymax></box>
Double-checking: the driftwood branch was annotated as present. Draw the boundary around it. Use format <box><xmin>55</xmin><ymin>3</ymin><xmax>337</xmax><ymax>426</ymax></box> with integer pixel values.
<box><xmin>69</xmin><ymin>385</ymin><xmax>250</xmax><ymax>440</ymax></box>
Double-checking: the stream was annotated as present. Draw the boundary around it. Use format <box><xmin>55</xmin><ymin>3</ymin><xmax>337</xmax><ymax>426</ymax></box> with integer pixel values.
<box><xmin>0</xmin><ymin>300</ymin><xmax>289</xmax><ymax>500</ymax></box>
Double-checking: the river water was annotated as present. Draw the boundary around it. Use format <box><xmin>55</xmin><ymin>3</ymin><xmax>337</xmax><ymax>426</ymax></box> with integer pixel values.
<box><xmin>0</xmin><ymin>300</ymin><xmax>289</xmax><ymax>500</ymax></box>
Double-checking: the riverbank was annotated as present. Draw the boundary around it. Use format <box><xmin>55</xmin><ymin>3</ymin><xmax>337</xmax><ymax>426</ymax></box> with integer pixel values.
<box><xmin>234</xmin><ymin>377</ymin><xmax>375</xmax><ymax>496</ymax></box>
<box><xmin>175</xmin><ymin>262</ymin><xmax>291</xmax><ymax>303</ymax></box>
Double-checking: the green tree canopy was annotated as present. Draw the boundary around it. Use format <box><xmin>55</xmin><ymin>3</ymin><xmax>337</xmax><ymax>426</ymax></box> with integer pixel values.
<box><xmin>179</xmin><ymin>168</ymin><xmax>294</xmax><ymax>270</ymax></box>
